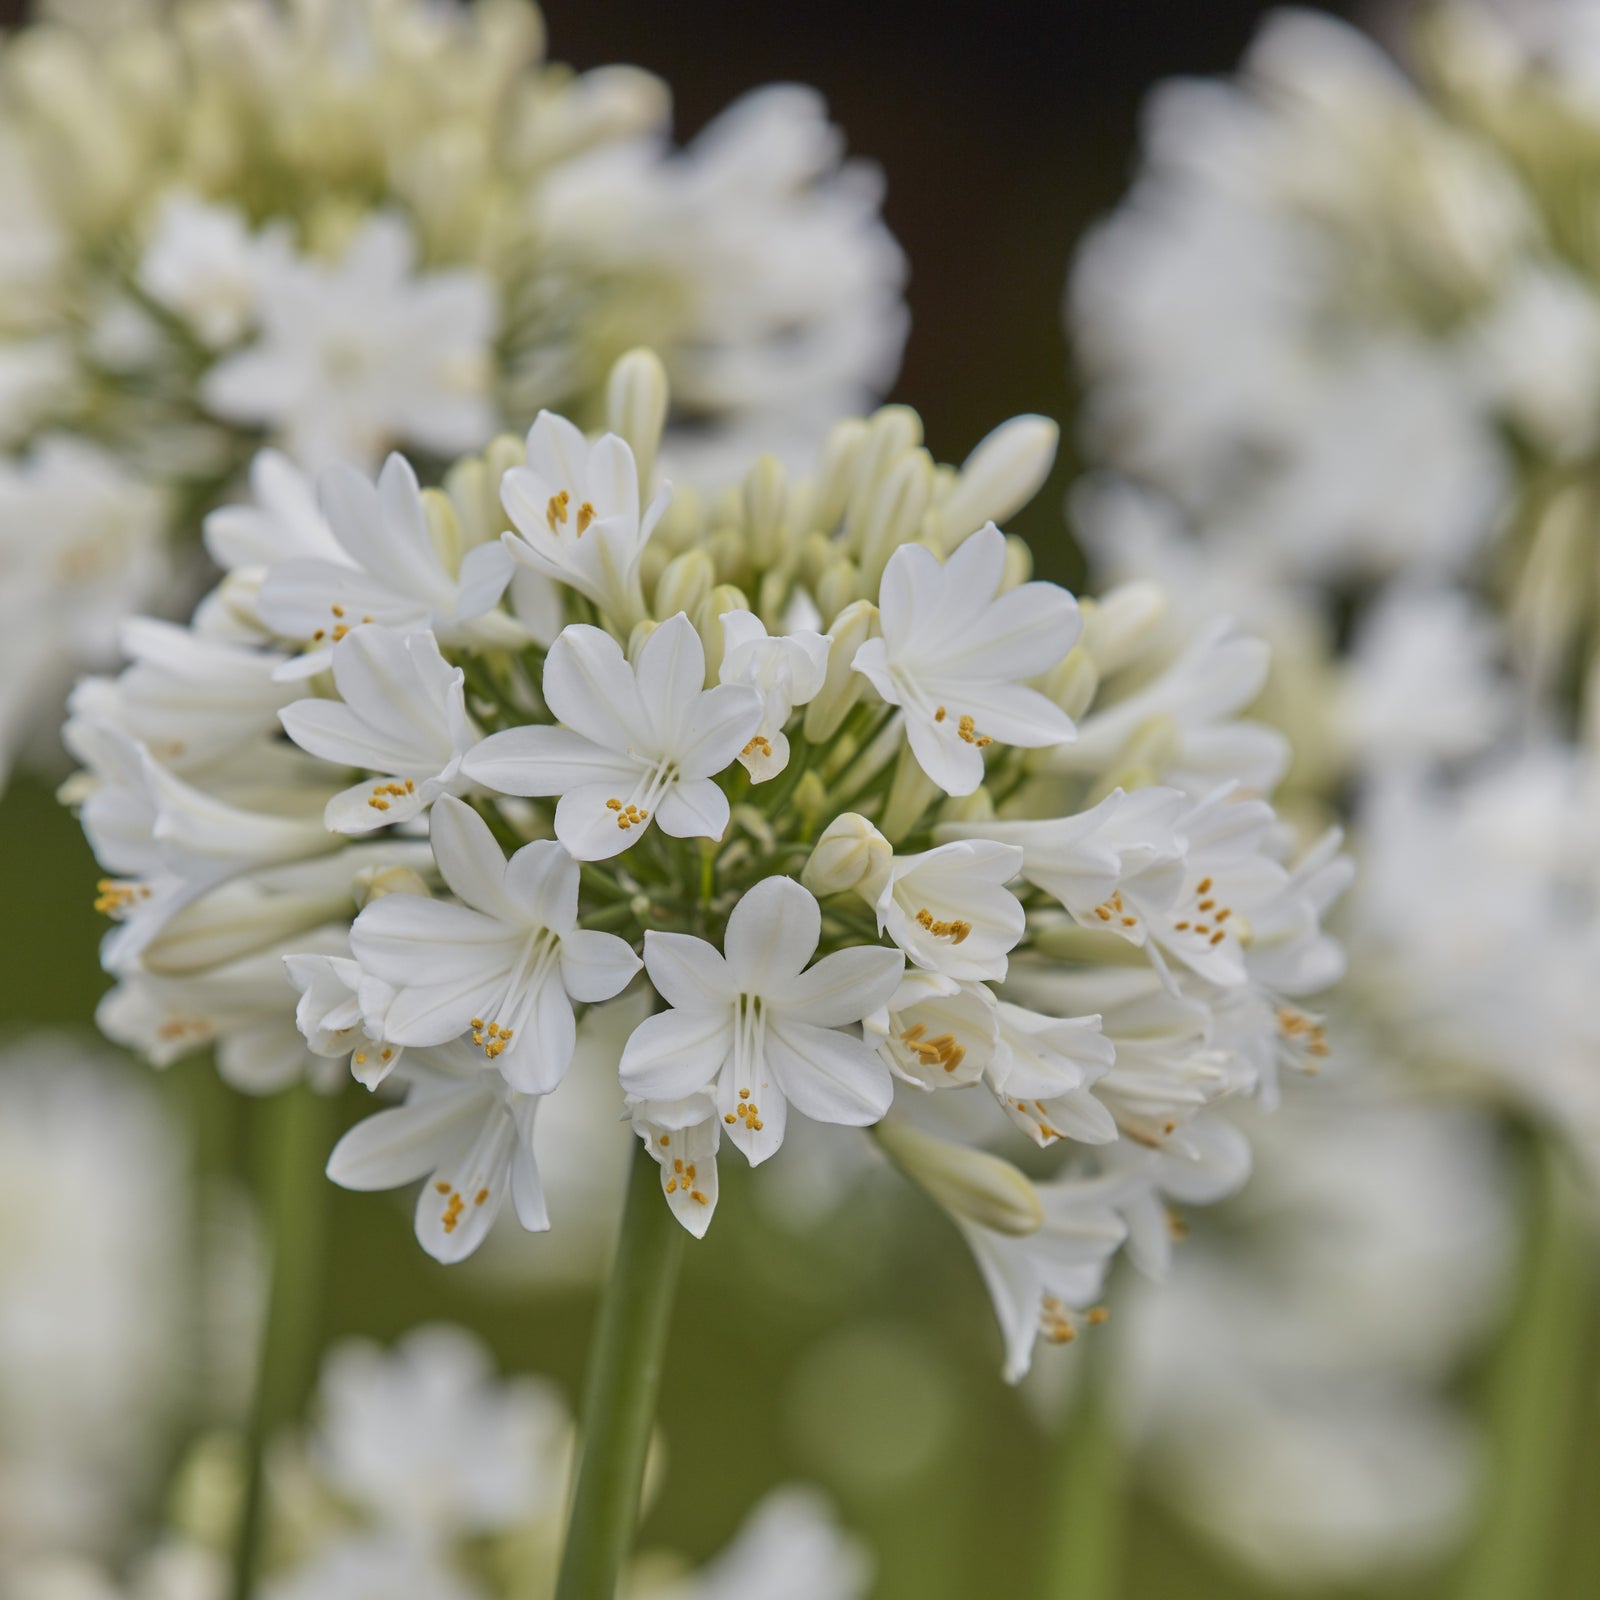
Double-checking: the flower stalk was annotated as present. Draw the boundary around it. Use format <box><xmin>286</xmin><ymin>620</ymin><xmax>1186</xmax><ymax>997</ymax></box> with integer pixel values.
<box><xmin>554</xmin><ymin>1139</ymin><xmax>686</xmax><ymax>1600</ymax></box>
<box><xmin>231</xmin><ymin>1083</ymin><xmax>335</xmax><ymax>1600</ymax></box>
<box><xmin>1044</xmin><ymin>1327</ymin><xmax>1128</xmax><ymax>1600</ymax></box>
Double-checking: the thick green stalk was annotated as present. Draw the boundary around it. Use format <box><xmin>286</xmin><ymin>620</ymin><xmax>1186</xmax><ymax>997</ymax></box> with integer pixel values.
<box><xmin>1454</xmin><ymin>1134</ymin><xmax>1592</xmax><ymax>1600</ymax></box>
<box><xmin>1044</xmin><ymin>1331</ymin><xmax>1128</xmax><ymax>1600</ymax></box>
<box><xmin>555</xmin><ymin>1140</ymin><xmax>685</xmax><ymax>1600</ymax></box>
<box><xmin>230</xmin><ymin>1084</ymin><xmax>334</xmax><ymax>1600</ymax></box>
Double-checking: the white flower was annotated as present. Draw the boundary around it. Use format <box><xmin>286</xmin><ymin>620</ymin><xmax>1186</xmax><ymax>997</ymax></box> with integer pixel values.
<box><xmin>201</xmin><ymin>213</ymin><xmax>498</xmax><ymax>472</ymax></box>
<box><xmin>865</xmin><ymin>970</ymin><xmax>998</xmax><ymax>1091</ymax></box>
<box><xmin>871</xmin><ymin>839</ymin><xmax>1026</xmax><ymax>983</ymax></box>
<box><xmin>461</xmin><ymin>614</ymin><xmax>762</xmax><ymax>862</ymax></box>
<box><xmin>261</xmin><ymin>1534</ymin><xmax>486</xmax><ymax>1600</ymax></box>
<box><xmin>135</xmin><ymin>193</ymin><xmax>289</xmax><ymax>349</ymax></box>
<box><xmin>500</xmin><ymin>411</ymin><xmax>668</xmax><ymax>631</ymax></box>
<box><xmin>989</xmin><ymin>1000</ymin><xmax>1117</xmax><ymax>1148</ymax></box>
<box><xmin>850</xmin><ymin>523</ymin><xmax>1079</xmax><ymax>795</ymax></box>
<box><xmin>255</xmin><ymin>454</ymin><xmax>524</xmax><ymax>676</ymax></box>
<box><xmin>326</xmin><ymin>1044</ymin><xmax>547</xmax><ymax>1264</ymax></box>
<box><xmin>203</xmin><ymin>449</ymin><xmax>341</xmax><ymax>576</ymax></box>
<box><xmin>284</xmin><ymin>953</ymin><xmax>405</xmax><ymax>1091</ymax></box>
<box><xmin>939</xmin><ymin>786</ymin><xmax>1187</xmax><ymax>949</ymax></box>
<box><xmin>619</xmin><ymin>875</ymin><xmax>903</xmax><ymax>1166</ymax></box>
<box><xmin>630</xmin><ymin>1094</ymin><xmax>723</xmax><ymax>1238</ymax></box>
<box><xmin>347</xmin><ymin>797</ymin><xmax>640</xmax><ymax>1093</ymax></box>
<box><xmin>717</xmin><ymin>609</ymin><xmax>830</xmax><ymax>780</ymax></box>
<box><xmin>279</xmin><ymin>628</ymin><xmax>478</xmax><ymax>834</ymax></box>
<box><xmin>313</xmin><ymin>1325</ymin><xmax>569</xmax><ymax>1543</ymax></box>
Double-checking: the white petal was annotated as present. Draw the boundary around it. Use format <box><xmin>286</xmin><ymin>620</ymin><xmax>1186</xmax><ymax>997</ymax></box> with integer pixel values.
<box><xmin>619</xmin><ymin>1006</ymin><xmax>734</xmax><ymax>1101</ymax></box>
<box><xmin>351</xmin><ymin>894</ymin><xmax>518</xmax><ymax>988</ymax></box>
<box><xmin>654</xmin><ymin>778</ymin><xmax>730</xmax><ymax>842</ymax></box>
<box><xmin>428</xmin><ymin>796</ymin><xmax>517</xmax><ymax>918</ymax></box>
<box><xmin>766</xmin><ymin>1019</ymin><xmax>894</xmax><ymax>1127</ymax></box>
<box><xmin>463</xmin><ymin>726</ymin><xmax>639</xmax><ymax>798</ymax></box>
<box><xmin>326</xmin><ymin>1087</ymin><xmax>489</xmax><ymax>1190</ymax></box>
<box><xmin>554</xmin><ymin>782</ymin><xmax>654</xmax><ymax>860</ymax></box>
<box><xmin>642</xmin><ymin>930</ymin><xmax>732</xmax><ymax>1010</ymax></box>
<box><xmin>504</xmin><ymin>838</ymin><xmax>580</xmax><ymax>932</ymax></box>
<box><xmin>495</xmin><ymin>978</ymin><xmax>575</xmax><ymax>1094</ymax></box>
<box><xmin>560</xmin><ymin>929</ymin><xmax>643</xmax><ymax>1003</ymax></box>
<box><xmin>635</xmin><ymin>613</ymin><xmax>708</xmax><ymax>737</ymax></box>
<box><xmin>675</xmin><ymin>683</ymin><xmax>764</xmax><ymax>778</ymax></box>
<box><xmin>785</xmin><ymin>945</ymin><xmax>905</xmax><ymax>1027</ymax></box>
<box><xmin>723</xmin><ymin>875</ymin><xmax>821</xmax><ymax>994</ymax></box>
<box><xmin>456</xmin><ymin>540</ymin><xmax>515</xmax><ymax>619</ymax></box>
<box><xmin>414</xmin><ymin>1108</ymin><xmax>517</xmax><ymax>1264</ymax></box>
<box><xmin>541</xmin><ymin>623</ymin><xmax>647</xmax><ymax>752</ymax></box>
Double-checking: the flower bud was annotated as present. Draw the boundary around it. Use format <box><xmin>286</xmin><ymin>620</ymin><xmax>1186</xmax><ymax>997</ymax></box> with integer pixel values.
<box><xmin>742</xmin><ymin>453</ymin><xmax>789</xmax><ymax>569</ymax></box>
<box><xmin>1001</xmin><ymin>533</ymin><xmax>1033</xmax><ymax>592</ymax></box>
<box><xmin>791</xmin><ymin>769</ymin><xmax>829</xmax><ymax>826</ymax></box>
<box><xmin>926</xmin><ymin>414</ymin><xmax>1058</xmax><ymax>554</ymax></box>
<box><xmin>879</xmin><ymin>742</ymin><xmax>939</xmax><ymax>843</ymax></box>
<box><xmin>856</xmin><ymin>447</ymin><xmax>935</xmax><ymax>594</ymax></box>
<box><xmin>627</xmin><ymin>618</ymin><xmax>659</xmax><ymax>665</ymax></box>
<box><xmin>801</xmin><ymin>812</ymin><xmax>891</xmax><ymax>899</ymax></box>
<box><xmin>1042</xmin><ymin>645</ymin><xmax>1099</xmax><ymax>721</ymax></box>
<box><xmin>605</xmin><ymin>347</ymin><xmax>669</xmax><ymax>490</ymax></box>
<box><xmin>706</xmin><ymin>527</ymin><xmax>747</xmax><ymax>584</ymax></box>
<box><xmin>695</xmin><ymin>584</ymin><xmax>747</xmax><ymax>680</ymax></box>
<box><xmin>842</xmin><ymin>406</ymin><xmax>923</xmax><ymax>554</ymax></box>
<box><xmin>354</xmin><ymin>864</ymin><xmax>433</xmax><ymax>906</ymax></box>
<box><xmin>939</xmin><ymin>786</ymin><xmax>995</xmax><ymax>827</ymax></box>
<box><xmin>815</xmin><ymin>556</ymin><xmax>858</xmax><ymax>627</ymax></box>
<box><xmin>875</xmin><ymin>1119</ymin><xmax>1044</xmax><ymax>1237</ymax></box>
<box><xmin>1081</xmin><ymin>582</ymin><xmax>1167</xmax><ymax>676</ymax></box>
<box><xmin>653</xmin><ymin>548</ymin><xmax>715</xmax><ymax>622</ymax></box>
<box><xmin>421</xmin><ymin>486</ymin><xmax>464</xmax><ymax>573</ymax></box>
<box><xmin>804</xmin><ymin>600</ymin><xmax>879</xmax><ymax>741</ymax></box>
<box><xmin>812</xmin><ymin>417</ymin><xmax>870</xmax><ymax>530</ymax></box>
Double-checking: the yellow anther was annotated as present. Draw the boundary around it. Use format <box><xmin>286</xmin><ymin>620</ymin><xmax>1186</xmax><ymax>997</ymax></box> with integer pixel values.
<box><xmin>576</xmin><ymin>500</ymin><xmax>596</xmax><ymax>535</ymax></box>
<box><xmin>546</xmin><ymin>490</ymin><xmax>570</xmax><ymax>531</ymax></box>
<box><xmin>743</xmin><ymin>735</ymin><xmax>773</xmax><ymax>758</ymax></box>
<box><xmin>934</xmin><ymin>706</ymin><xmax>947</xmax><ymax>722</ymax></box>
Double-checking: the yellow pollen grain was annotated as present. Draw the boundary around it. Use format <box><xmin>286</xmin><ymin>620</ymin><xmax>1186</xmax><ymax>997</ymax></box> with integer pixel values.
<box><xmin>691</xmin><ymin>1190</ymin><xmax>708</xmax><ymax>1204</ymax></box>
<box><xmin>545</xmin><ymin>489</ymin><xmax>570</xmax><ymax>531</ymax></box>
<box><xmin>474</xmin><ymin>1188</ymin><xmax>489</xmax><ymax>1205</ymax></box>
<box><xmin>665</xmin><ymin>1178</ymin><xmax>678</xmax><ymax>1194</ymax></box>
<box><xmin>934</xmin><ymin>706</ymin><xmax>947</xmax><ymax>722</ymax></box>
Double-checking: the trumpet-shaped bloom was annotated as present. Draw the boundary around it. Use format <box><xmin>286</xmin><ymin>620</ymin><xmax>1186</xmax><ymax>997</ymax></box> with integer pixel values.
<box><xmin>718</xmin><ymin>609</ymin><xmax>830</xmax><ymax>781</ymax></box>
<box><xmin>872</xmin><ymin>839</ymin><xmax>1026</xmax><ymax>983</ymax></box>
<box><xmin>630</xmin><ymin>1093</ymin><xmax>723</xmax><ymax>1238</ymax></box>
<box><xmin>462</xmin><ymin>615</ymin><xmax>762</xmax><ymax>861</ymax></box>
<box><xmin>285</xmin><ymin>952</ymin><xmax>406</xmax><ymax>1092</ymax></box>
<box><xmin>850</xmin><ymin>523</ymin><xmax>1079</xmax><ymax>795</ymax></box>
<box><xmin>256</xmin><ymin>454</ymin><xmax>524</xmax><ymax>677</ymax></box>
<box><xmin>501</xmin><ymin>412</ymin><xmax>668</xmax><ymax>629</ymax></box>
<box><xmin>326</xmin><ymin>1043</ymin><xmax>547</xmax><ymax>1265</ymax></box>
<box><xmin>989</xmin><ymin>1001</ymin><xmax>1118</xmax><ymax>1147</ymax></box>
<box><xmin>348</xmin><ymin>798</ymin><xmax>640</xmax><ymax>1093</ymax></box>
<box><xmin>280</xmin><ymin>629</ymin><xmax>478</xmax><ymax>835</ymax></box>
<box><xmin>866</xmin><ymin>970</ymin><xmax>998</xmax><ymax>1091</ymax></box>
<box><xmin>619</xmin><ymin>876</ymin><xmax>903</xmax><ymax>1165</ymax></box>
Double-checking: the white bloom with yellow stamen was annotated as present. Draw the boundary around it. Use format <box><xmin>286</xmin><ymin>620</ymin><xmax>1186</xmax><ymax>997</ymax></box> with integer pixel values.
<box><xmin>347</xmin><ymin>797</ymin><xmax>640</xmax><ymax>1094</ymax></box>
<box><xmin>326</xmin><ymin>1042</ymin><xmax>547</xmax><ymax>1266</ymax></box>
<box><xmin>500</xmin><ymin>411</ymin><xmax>668</xmax><ymax>631</ymax></box>
<box><xmin>849</xmin><ymin>522</ymin><xmax>1079</xmax><ymax>796</ymax></box>
<box><xmin>619</xmin><ymin>875</ymin><xmax>903</xmax><ymax>1168</ymax></box>
<box><xmin>717</xmin><ymin>609</ymin><xmax>830</xmax><ymax>781</ymax></box>
<box><xmin>865</xmin><ymin>970</ymin><xmax>998</xmax><ymax>1091</ymax></box>
<box><xmin>461</xmin><ymin>614</ymin><xmax>762</xmax><ymax>862</ymax></box>
<box><xmin>284</xmin><ymin>953</ymin><xmax>406</xmax><ymax>1092</ymax></box>
<box><xmin>279</xmin><ymin>628</ymin><xmax>478</xmax><ymax>835</ymax></box>
<box><xmin>630</xmin><ymin>1094</ymin><xmax>723</xmax><ymax>1238</ymax></box>
<box><xmin>871</xmin><ymin>839</ymin><xmax>1026</xmax><ymax>983</ymax></box>
<box><xmin>989</xmin><ymin>1001</ymin><xmax>1118</xmax><ymax>1148</ymax></box>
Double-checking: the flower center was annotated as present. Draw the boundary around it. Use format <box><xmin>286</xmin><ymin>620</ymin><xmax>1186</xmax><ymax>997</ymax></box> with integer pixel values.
<box><xmin>310</xmin><ymin>601</ymin><xmax>374</xmax><ymax>644</ymax></box>
<box><xmin>365</xmin><ymin>778</ymin><xmax>416</xmax><ymax>813</ymax></box>
<box><xmin>915</xmin><ymin>906</ymin><xmax>972</xmax><ymax>943</ymax></box>
<box><xmin>94</xmin><ymin>877</ymin><xmax>152</xmax><ymax>919</ymax></box>
<box><xmin>721</xmin><ymin>995</ymin><xmax>769</xmax><ymax>1133</ymax></box>
<box><xmin>1090</xmin><ymin>890</ymin><xmax>1139</xmax><ymax>930</ymax></box>
<box><xmin>469</xmin><ymin>928</ymin><xmax>561</xmax><ymax>1057</ymax></box>
<box><xmin>1169</xmin><ymin>875</ymin><xmax>1237</xmax><ymax>948</ymax></box>
<box><xmin>1039</xmin><ymin>1296</ymin><xmax>1109</xmax><ymax>1346</ymax></box>
<box><xmin>544</xmin><ymin>490</ymin><xmax>598</xmax><ymax>536</ymax></box>
<box><xmin>664</xmin><ymin>1157</ymin><xmax>710</xmax><ymax>1206</ymax></box>
<box><xmin>899</xmin><ymin>1021</ymin><xmax>966</xmax><ymax>1074</ymax></box>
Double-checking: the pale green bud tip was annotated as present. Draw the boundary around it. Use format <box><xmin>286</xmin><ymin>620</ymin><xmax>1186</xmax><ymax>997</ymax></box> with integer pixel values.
<box><xmin>605</xmin><ymin>348</ymin><xmax>670</xmax><ymax>480</ymax></box>
<box><xmin>875</xmin><ymin>1120</ymin><xmax>1044</xmax><ymax>1237</ymax></box>
<box><xmin>355</xmin><ymin>865</ymin><xmax>433</xmax><ymax>907</ymax></box>
<box><xmin>801</xmin><ymin>812</ymin><xmax>891</xmax><ymax>898</ymax></box>
<box><xmin>934</xmin><ymin>414</ymin><xmax>1059</xmax><ymax>551</ymax></box>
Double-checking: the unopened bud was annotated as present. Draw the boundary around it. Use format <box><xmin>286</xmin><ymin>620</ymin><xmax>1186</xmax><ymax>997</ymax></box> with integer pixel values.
<box><xmin>879</xmin><ymin>742</ymin><xmax>939</xmax><ymax>843</ymax></box>
<box><xmin>653</xmin><ymin>549</ymin><xmax>715</xmax><ymax>622</ymax></box>
<box><xmin>421</xmin><ymin>487</ymin><xmax>464</xmax><ymax>573</ymax></box>
<box><xmin>354</xmin><ymin>864</ymin><xmax>433</xmax><ymax>907</ymax></box>
<box><xmin>695</xmin><ymin>585</ymin><xmax>747</xmax><ymax>681</ymax></box>
<box><xmin>875</xmin><ymin>1119</ymin><xmax>1044</xmax><ymax>1237</ymax></box>
<box><xmin>1042</xmin><ymin>645</ymin><xmax>1099</xmax><ymax>722</ymax></box>
<box><xmin>812</xmin><ymin>417</ymin><xmax>870</xmax><ymax>531</ymax></box>
<box><xmin>605</xmin><ymin>348</ymin><xmax>669</xmax><ymax>490</ymax></box>
<box><xmin>927</xmin><ymin>414</ymin><xmax>1058</xmax><ymax>554</ymax></box>
<box><xmin>801</xmin><ymin>812</ymin><xmax>892</xmax><ymax>899</ymax></box>
<box><xmin>816</xmin><ymin>557</ymin><xmax>858</xmax><ymax>627</ymax></box>
<box><xmin>1001</xmin><ymin>534</ymin><xmax>1033</xmax><ymax>592</ymax></box>
<box><xmin>791</xmin><ymin>770</ymin><xmax>829</xmax><ymax>826</ymax></box>
<box><xmin>706</xmin><ymin>528</ymin><xmax>747</xmax><ymax>584</ymax></box>
<box><xmin>804</xmin><ymin>600</ymin><xmax>879</xmax><ymax>741</ymax></box>
<box><xmin>857</xmin><ymin>448</ymin><xmax>935</xmax><ymax>594</ymax></box>
<box><xmin>627</xmin><ymin>618</ymin><xmax>659</xmax><ymax>665</ymax></box>
<box><xmin>939</xmin><ymin>786</ymin><xmax>995</xmax><ymax>827</ymax></box>
<box><xmin>842</xmin><ymin>406</ymin><xmax>923</xmax><ymax>554</ymax></box>
<box><xmin>1082</xmin><ymin>583</ymin><xmax>1167</xmax><ymax>676</ymax></box>
<box><xmin>742</xmin><ymin>454</ymin><xmax>789</xmax><ymax>568</ymax></box>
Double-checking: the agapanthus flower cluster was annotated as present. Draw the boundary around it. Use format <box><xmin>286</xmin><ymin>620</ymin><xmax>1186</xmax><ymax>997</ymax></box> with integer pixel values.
<box><xmin>0</xmin><ymin>0</ymin><xmax>904</xmax><ymax>786</ymax></box>
<box><xmin>65</xmin><ymin>348</ymin><xmax>1347</xmax><ymax>1383</ymax></box>
<box><xmin>1068</xmin><ymin>1</ymin><xmax>1600</xmax><ymax>1181</ymax></box>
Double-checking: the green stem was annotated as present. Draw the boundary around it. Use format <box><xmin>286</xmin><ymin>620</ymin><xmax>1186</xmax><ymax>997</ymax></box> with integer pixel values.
<box><xmin>1043</xmin><ymin>1332</ymin><xmax>1128</xmax><ymax>1600</ymax></box>
<box><xmin>555</xmin><ymin>1140</ymin><xmax>685</xmax><ymax>1600</ymax></box>
<box><xmin>230</xmin><ymin>1084</ymin><xmax>335</xmax><ymax>1600</ymax></box>
<box><xmin>1453</xmin><ymin>1133</ymin><xmax>1592</xmax><ymax>1600</ymax></box>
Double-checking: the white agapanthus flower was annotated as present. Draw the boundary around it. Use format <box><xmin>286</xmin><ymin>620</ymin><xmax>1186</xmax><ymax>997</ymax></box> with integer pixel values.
<box><xmin>67</xmin><ymin>356</ymin><xmax>1346</xmax><ymax>1382</ymax></box>
<box><xmin>0</xmin><ymin>0</ymin><xmax>906</xmax><ymax>791</ymax></box>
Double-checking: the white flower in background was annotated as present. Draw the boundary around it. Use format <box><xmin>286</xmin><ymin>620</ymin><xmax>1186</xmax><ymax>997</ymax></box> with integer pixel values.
<box><xmin>0</xmin><ymin>438</ymin><xmax>168</xmax><ymax>783</ymax></box>
<box><xmin>462</xmin><ymin>616</ymin><xmax>762</xmax><ymax>861</ymax></box>
<box><xmin>718</xmin><ymin>609</ymin><xmax>830</xmax><ymax>780</ymax></box>
<box><xmin>201</xmin><ymin>213</ymin><xmax>498</xmax><ymax>472</ymax></box>
<box><xmin>327</xmin><ymin>1043</ymin><xmax>547</xmax><ymax>1264</ymax></box>
<box><xmin>255</xmin><ymin>454</ymin><xmax>524</xmax><ymax>674</ymax></box>
<box><xmin>0</xmin><ymin>1038</ymin><xmax>187</xmax><ymax>1564</ymax></box>
<box><xmin>347</xmin><ymin>797</ymin><xmax>640</xmax><ymax>1093</ymax></box>
<box><xmin>280</xmin><ymin>628</ymin><xmax>478</xmax><ymax>834</ymax></box>
<box><xmin>202</xmin><ymin>449</ymin><xmax>341</xmax><ymax>577</ymax></box>
<box><xmin>851</xmin><ymin>524</ymin><xmax>1079</xmax><ymax>795</ymax></box>
<box><xmin>136</xmin><ymin>193</ymin><xmax>289</xmax><ymax>350</ymax></box>
<box><xmin>620</xmin><ymin>875</ymin><xmax>904</xmax><ymax>1169</ymax></box>
<box><xmin>313</xmin><ymin>1324</ymin><xmax>569</xmax><ymax>1544</ymax></box>
<box><xmin>500</xmin><ymin>413</ymin><xmax>668</xmax><ymax>631</ymax></box>
<box><xmin>639</xmin><ymin>1487</ymin><xmax>872</xmax><ymax>1600</ymax></box>
<box><xmin>261</xmin><ymin>1535</ymin><xmax>485</xmax><ymax>1600</ymax></box>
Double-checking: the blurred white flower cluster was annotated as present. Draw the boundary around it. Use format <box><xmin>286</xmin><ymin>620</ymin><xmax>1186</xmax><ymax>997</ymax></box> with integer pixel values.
<box><xmin>1067</xmin><ymin>0</ymin><xmax>1600</xmax><ymax>1581</ymax></box>
<box><xmin>64</xmin><ymin>345</ymin><xmax>1347</xmax><ymax>1383</ymax></box>
<box><xmin>11</xmin><ymin>1322</ymin><xmax>871</xmax><ymax>1600</ymax></box>
<box><xmin>0</xmin><ymin>0</ymin><xmax>906</xmax><ymax>788</ymax></box>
